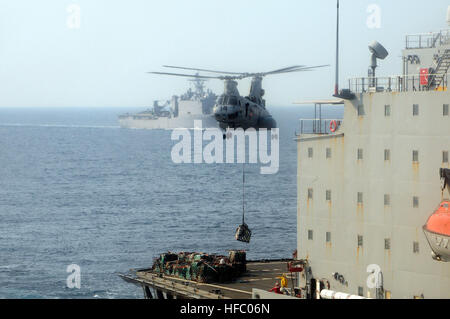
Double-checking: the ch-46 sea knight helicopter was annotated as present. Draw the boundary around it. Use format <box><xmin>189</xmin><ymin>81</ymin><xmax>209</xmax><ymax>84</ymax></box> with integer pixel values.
<box><xmin>149</xmin><ymin>64</ymin><xmax>329</xmax><ymax>134</ymax></box>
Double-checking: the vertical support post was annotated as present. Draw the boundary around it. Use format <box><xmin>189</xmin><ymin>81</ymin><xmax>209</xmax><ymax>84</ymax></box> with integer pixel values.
<box><xmin>319</xmin><ymin>104</ymin><xmax>322</xmax><ymax>134</ymax></box>
<box><xmin>334</xmin><ymin>0</ymin><xmax>340</xmax><ymax>96</ymax></box>
<box><xmin>314</xmin><ymin>104</ymin><xmax>317</xmax><ymax>133</ymax></box>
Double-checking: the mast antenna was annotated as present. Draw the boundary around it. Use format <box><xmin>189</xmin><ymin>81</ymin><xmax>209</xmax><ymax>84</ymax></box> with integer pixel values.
<box><xmin>332</xmin><ymin>0</ymin><xmax>356</xmax><ymax>100</ymax></box>
<box><xmin>334</xmin><ymin>0</ymin><xmax>340</xmax><ymax>96</ymax></box>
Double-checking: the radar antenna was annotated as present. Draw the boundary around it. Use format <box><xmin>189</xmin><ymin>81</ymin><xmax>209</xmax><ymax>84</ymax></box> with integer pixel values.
<box><xmin>368</xmin><ymin>41</ymin><xmax>389</xmax><ymax>87</ymax></box>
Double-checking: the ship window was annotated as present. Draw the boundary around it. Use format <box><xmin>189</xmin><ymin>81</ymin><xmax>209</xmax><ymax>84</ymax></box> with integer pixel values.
<box><xmin>413</xmin><ymin>104</ymin><xmax>419</xmax><ymax>116</ymax></box>
<box><xmin>358</xmin><ymin>287</ymin><xmax>364</xmax><ymax>297</ymax></box>
<box><xmin>357</xmin><ymin>149</ymin><xmax>363</xmax><ymax>160</ymax></box>
<box><xmin>308</xmin><ymin>188</ymin><xmax>314</xmax><ymax>200</ymax></box>
<box><xmin>326</xmin><ymin>232</ymin><xmax>331</xmax><ymax>243</ymax></box>
<box><xmin>413</xmin><ymin>241</ymin><xmax>419</xmax><ymax>254</ymax></box>
<box><xmin>326</xmin><ymin>148</ymin><xmax>332</xmax><ymax>159</ymax></box>
<box><xmin>308</xmin><ymin>230</ymin><xmax>313</xmax><ymax>240</ymax></box>
<box><xmin>358</xmin><ymin>235</ymin><xmax>363</xmax><ymax>247</ymax></box>
<box><xmin>385</xmin><ymin>239</ymin><xmax>391</xmax><ymax>250</ymax></box>
<box><xmin>384</xmin><ymin>149</ymin><xmax>391</xmax><ymax>161</ymax></box>
<box><xmin>443</xmin><ymin>151</ymin><xmax>449</xmax><ymax>163</ymax></box>
<box><xmin>413</xmin><ymin>196</ymin><xmax>419</xmax><ymax>208</ymax></box>
<box><xmin>384</xmin><ymin>105</ymin><xmax>391</xmax><ymax>117</ymax></box>
<box><xmin>308</xmin><ymin>147</ymin><xmax>313</xmax><ymax>158</ymax></box>
<box><xmin>444</xmin><ymin>104</ymin><xmax>449</xmax><ymax>116</ymax></box>
<box><xmin>357</xmin><ymin>192</ymin><xmax>363</xmax><ymax>204</ymax></box>
<box><xmin>384</xmin><ymin>194</ymin><xmax>391</xmax><ymax>206</ymax></box>
<box><xmin>412</xmin><ymin>150</ymin><xmax>419</xmax><ymax>163</ymax></box>
<box><xmin>326</xmin><ymin>190</ymin><xmax>332</xmax><ymax>201</ymax></box>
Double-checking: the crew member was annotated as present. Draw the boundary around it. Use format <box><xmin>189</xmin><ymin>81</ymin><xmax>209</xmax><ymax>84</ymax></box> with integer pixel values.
<box><xmin>269</xmin><ymin>282</ymin><xmax>282</xmax><ymax>294</ymax></box>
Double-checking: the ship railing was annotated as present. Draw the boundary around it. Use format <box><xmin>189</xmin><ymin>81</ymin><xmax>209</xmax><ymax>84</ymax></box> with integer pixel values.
<box><xmin>297</xmin><ymin>119</ymin><xmax>343</xmax><ymax>135</ymax></box>
<box><xmin>405</xmin><ymin>30</ymin><xmax>450</xmax><ymax>49</ymax></box>
<box><xmin>348</xmin><ymin>73</ymin><xmax>449</xmax><ymax>93</ymax></box>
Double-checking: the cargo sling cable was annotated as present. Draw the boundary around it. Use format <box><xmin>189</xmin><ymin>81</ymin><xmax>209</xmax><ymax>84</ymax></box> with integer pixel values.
<box><xmin>235</xmin><ymin>164</ymin><xmax>252</xmax><ymax>243</ymax></box>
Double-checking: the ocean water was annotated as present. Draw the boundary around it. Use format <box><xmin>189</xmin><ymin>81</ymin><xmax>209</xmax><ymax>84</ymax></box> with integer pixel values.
<box><xmin>0</xmin><ymin>106</ymin><xmax>341</xmax><ymax>299</ymax></box>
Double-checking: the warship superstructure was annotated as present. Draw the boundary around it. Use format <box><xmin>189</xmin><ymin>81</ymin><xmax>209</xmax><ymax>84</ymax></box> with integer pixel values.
<box><xmin>119</xmin><ymin>76</ymin><xmax>218</xmax><ymax>129</ymax></box>
<box><xmin>295</xmin><ymin>6</ymin><xmax>450</xmax><ymax>299</ymax></box>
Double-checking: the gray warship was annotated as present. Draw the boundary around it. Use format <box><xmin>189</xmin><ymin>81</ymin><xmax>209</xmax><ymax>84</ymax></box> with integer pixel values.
<box><xmin>119</xmin><ymin>75</ymin><xmax>218</xmax><ymax>129</ymax></box>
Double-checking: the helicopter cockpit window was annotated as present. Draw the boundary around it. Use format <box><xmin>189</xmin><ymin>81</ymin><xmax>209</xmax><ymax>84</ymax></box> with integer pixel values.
<box><xmin>217</xmin><ymin>96</ymin><xmax>225</xmax><ymax>105</ymax></box>
<box><xmin>227</xmin><ymin>96</ymin><xmax>238</xmax><ymax>106</ymax></box>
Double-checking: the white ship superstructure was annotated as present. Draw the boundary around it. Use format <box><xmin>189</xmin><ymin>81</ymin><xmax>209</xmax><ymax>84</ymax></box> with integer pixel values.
<box><xmin>295</xmin><ymin>6</ymin><xmax>450</xmax><ymax>299</ymax></box>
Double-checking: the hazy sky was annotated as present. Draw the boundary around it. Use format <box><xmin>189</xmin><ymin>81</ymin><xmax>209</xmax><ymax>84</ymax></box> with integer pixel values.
<box><xmin>0</xmin><ymin>0</ymin><xmax>448</xmax><ymax>107</ymax></box>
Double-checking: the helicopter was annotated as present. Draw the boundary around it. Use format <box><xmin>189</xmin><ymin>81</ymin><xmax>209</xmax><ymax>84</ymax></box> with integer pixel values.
<box><xmin>149</xmin><ymin>64</ymin><xmax>329</xmax><ymax>132</ymax></box>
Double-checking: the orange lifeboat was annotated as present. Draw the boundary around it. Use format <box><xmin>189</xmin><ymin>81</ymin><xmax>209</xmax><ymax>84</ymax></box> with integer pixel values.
<box><xmin>423</xmin><ymin>201</ymin><xmax>450</xmax><ymax>262</ymax></box>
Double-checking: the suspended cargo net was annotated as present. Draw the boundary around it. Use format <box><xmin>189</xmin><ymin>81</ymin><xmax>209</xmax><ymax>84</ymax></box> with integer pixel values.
<box><xmin>235</xmin><ymin>223</ymin><xmax>252</xmax><ymax>243</ymax></box>
<box><xmin>235</xmin><ymin>164</ymin><xmax>252</xmax><ymax>243</ymax></box>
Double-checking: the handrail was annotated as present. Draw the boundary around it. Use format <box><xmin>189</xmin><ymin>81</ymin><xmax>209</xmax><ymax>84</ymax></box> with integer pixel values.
<box><xmin>297</xmin><ymin>119</ymin><xmax>343</xmax><ymax>135</ymax></box>
<box><xmin>348</xmin><ymin>73</ymin><xmax>448</xmax><ymax>93</ymax></box>
<box><xmin>405</xmin><ymin>30</ymin><xmax>450</xmax><ymax>49</ymax></box>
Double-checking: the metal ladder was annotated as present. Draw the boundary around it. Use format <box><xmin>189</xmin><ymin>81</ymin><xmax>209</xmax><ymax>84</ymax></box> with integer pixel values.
<box><xmin>428</xmin><ymin>49</ymin><xmax>450</xmax><ymax>89</ymax></box>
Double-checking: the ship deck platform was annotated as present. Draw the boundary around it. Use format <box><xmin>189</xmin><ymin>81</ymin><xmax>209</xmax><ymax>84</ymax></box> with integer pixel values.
<box><xmin>120</xmin><ymin>260</ymin><xmax>294</xmax><ymax>299</ymax></box>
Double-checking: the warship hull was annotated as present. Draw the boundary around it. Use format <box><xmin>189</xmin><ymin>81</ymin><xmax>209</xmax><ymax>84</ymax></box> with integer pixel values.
<box><xmin>119</xmin><ymin>80</ymin><xmax>219</xmax><ymax>130</ymax></box>
<box><xmin>119</xmin><ymin>114</ymin><xmax>218</xmax><ymax>130</ymax></box>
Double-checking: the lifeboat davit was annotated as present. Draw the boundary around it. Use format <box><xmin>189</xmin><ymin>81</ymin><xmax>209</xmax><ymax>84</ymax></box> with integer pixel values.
<box><xmin>423</xmin><ymin>201</ymin><xmax>450</xmax><ymax>262</ymax></box>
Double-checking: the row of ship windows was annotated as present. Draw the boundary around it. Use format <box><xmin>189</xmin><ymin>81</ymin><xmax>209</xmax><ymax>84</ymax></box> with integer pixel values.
<box><xmin>307</xmin><ymin>230</ymin><xmax>420</xmax><ymax>253</ymax></box>
<box><xmin>357</xmin><ymin>103</ymin><xmax>449</xmax><ymax>117</ymax></box>
<box><xmin>307</xmin><ymin>188</ymin><xmax>422</xmax><ymax>208</ymax></box>
<box><xmin>308</xmin><ymin>148</ymin><xmax>449</xmax><ymax>163</ymax></box>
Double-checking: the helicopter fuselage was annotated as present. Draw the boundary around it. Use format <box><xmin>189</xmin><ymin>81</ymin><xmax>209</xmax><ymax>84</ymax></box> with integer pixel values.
<box><xmin>213</xmin><ymin>95</ymin><xmax>277</xmax><ymax>131</ymax></box>
<box><xmin>150</xmin><ymin>64</ymin><xmax>328</xmax><ymax>131</ymax></box>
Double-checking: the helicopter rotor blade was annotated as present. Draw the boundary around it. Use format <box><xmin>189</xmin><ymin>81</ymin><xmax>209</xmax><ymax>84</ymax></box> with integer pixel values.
<box><xmin>278</xmin><ymin>65</ymin><xmax>330</xmax><ymax>73</ymax></box>
<box><xmin>260</xmin><ymin>65</ymin><xmax>330</xmax><ymax>76</ymax></box>
<box><xmin>263</xmin><ymin>65</ymin><xmax>306</xmax><ymax>75</ymax></box>
<box><xmin>148</xmin><ymin>71</ymin><xmax>221</xmax><ymax>79</ymax></box>
<box><xmin>233</xmin><ymin>65</ymin><xmax>329</xmax><ymax>78</ymax></box>
<box><xmin>149</xmin><ymin>64</ymin><xmax>330</xmax><ymax>81</ymax></box>
<box><xmin>163</xmin><ymin>65</ymin><xmax>243</xmax><ymax>75</ymax></box>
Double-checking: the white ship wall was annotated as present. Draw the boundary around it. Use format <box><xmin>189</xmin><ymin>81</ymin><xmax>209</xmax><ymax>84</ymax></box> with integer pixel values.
<box><xmin>178</xmin><ymin>100</ymin><xmax>204</xmax><ymax>117</ymax></box>
<box><xmin>403</xmin><ymin>43</ymin><xmax>450</xmax><ymax>77</ymax></box>
<box><xmin>296</xmin><ymin>91</ymin><xmax>450</xmax><ymax>299</ymax></box>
